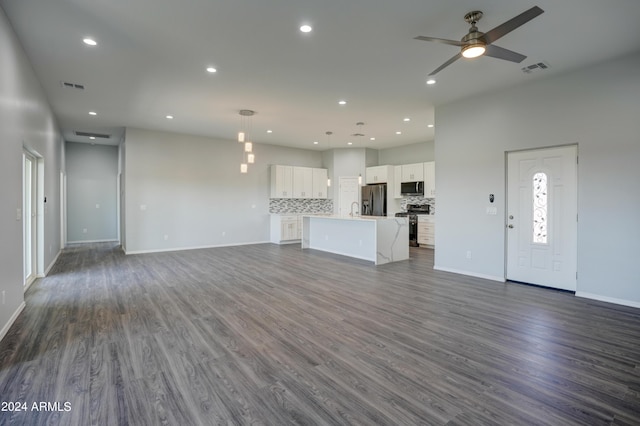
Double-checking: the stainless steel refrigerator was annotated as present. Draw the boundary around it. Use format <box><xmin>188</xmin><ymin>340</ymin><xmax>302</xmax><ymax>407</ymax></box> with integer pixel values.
<box><xmin>361</xmin><ymin>184</ymin><xmax>387</xmax><ymax>216</ymax></box>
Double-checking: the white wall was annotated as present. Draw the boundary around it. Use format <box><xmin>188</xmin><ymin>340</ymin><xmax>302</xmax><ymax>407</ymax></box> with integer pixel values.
<box><xmin>123</xmin><ymin>127</ymin><xmax>323</xmax><ymax>253</ymax></box>
<box><xmin>435</xmin><ymin>52</ymin><xmax>640</xmax><ymax>307</ymax></box>
<box><xmin>378</xmin><ymin>141</ymin><xmax>434</xmax><ymax>165</ymax></box>
<box><xmin>0</xmin><ymin>7</ymin><xmax>62</xmax><ymax>339</ymax></box>
<box><xmin>66</xmin><ymin>142</ymin><xmax>119</xmax><ymax>243</ymax></box>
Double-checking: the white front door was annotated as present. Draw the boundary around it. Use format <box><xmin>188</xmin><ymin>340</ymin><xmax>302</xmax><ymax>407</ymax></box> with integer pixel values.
<box><xmin>506</xmin><ymin>145</ymin><xmax>578</xmax><ymax>291</ymax></box>
<box><xmin>339</xmin><ymin>177</ymin><xmax>360</xmax><ymax>217</ymax></box>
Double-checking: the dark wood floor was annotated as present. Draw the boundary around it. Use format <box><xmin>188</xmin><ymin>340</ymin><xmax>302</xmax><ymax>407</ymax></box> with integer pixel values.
<box><xmin>1</xmin><ymin>243</ymin><xmax>639</xmax><ymax>425</ymax></box>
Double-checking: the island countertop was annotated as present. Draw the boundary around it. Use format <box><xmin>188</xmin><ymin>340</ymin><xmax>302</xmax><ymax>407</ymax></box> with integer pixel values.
<box><xmin>301</xmin><ymin>215</ymin><xmax>409</xmax><ymax>265</ymax></box>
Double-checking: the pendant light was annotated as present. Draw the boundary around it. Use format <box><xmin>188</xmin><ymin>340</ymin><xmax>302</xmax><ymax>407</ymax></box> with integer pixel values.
<box><xmin>238</xmin><ymin>109</ymin><xmax>256</xmax><ymax>173</ymax></box>
<box><xmin>325</xmin><ymin>131</ymin><xmax>333</xmax><ymax>187</ymax></box>
<box><xmin>353</xmin><ymin>122</ymin><xmax>365</xmax><ymax>185</ymax></box>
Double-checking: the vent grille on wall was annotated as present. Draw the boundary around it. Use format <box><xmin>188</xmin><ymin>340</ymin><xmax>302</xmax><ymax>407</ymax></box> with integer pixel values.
<box><xmin>521</xmin><ymin>61</ymin><xmax>550</xmax><ymax>74</ymax></box>
<box><xmin>75</xmin><ymin>131</ymin><xmax>111</xmax><ymax>139</ymax></box>
<box><xmin>61</xmin><ymin>81</ymin><xmax>85</xmax><ymax>90</ymax></box>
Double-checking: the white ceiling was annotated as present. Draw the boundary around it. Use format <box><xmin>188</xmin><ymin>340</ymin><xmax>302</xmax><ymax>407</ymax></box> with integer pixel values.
<box><xmin>2</xmin><ymin>0</ymin><xmax>640</xmax><ymax>150</ymax></box>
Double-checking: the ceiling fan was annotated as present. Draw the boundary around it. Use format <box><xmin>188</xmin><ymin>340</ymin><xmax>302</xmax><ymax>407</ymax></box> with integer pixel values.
<box><xmin>415</xmin><ymin>6</ymin><xmax>544</xmax><ymax>76</ymax></box>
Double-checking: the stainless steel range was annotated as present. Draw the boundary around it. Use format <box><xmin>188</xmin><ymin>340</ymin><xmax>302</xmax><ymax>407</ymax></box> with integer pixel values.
<box><xmin>395</xmin><ymin>204</ymin><xmax>430</xmax><ymax>247</ymax></box>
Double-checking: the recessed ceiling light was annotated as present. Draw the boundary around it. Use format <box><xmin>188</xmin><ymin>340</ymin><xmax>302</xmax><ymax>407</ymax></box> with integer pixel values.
<box><xmin>266</xmin><ymin>130</ymin><xmax>273</xmax><ymax>134</ymax></box>
<box><xmin>347</xmin><ymin>142</ymin><xmax>353</xmax><ymax>145</ymax></box>
<box><xmin>83</xmin><ymin>38</ymin><xmax>97</xmax><ymax>46</ymax></box>
<box><xmin>206</xmin><ymin>67</ymin><xmax>217</xmax><ymax>73</ymax></box>
<box><xmin>370</xmin><ymin>137</ymin><xmax>376</xmax><ymax>141</ymax></box>
<box><xmin>88</xmin><ymin>111</ymin><xmax>97</xmax><ymax>116</ymax></box>
<box><xmin>403</xmin><ymin>118</ymin><xmax>411</xmax><ymax>122</ymax></box>
<box><xmin>396</xmin><ymin>131</ymin><xmax>402</xmax><ymax>135</ymax></box>
<box><xmin>426</xmin><ymin>78</ymin><xmax>436</xmax><ymax>85</ymax></box>
<box><xmin>313</xmin><ymin>141</ymin><xmax>319</xmax><ymax>145</ymax></box>
<box><xmin>166</xmin><ymin>115</ymin><xmax>174</xmax><ymax>119</ymax></box>
<box><xmin>428</xmin><ymin>124</ymin><xmax>434</xmax><ymax>128</ymax></box>
<box><xmin>89</xmin><ymin>136</ymin><xmax>95</xmax><ymax>140</ymax></box>
<box><xmin>300</xmin><ymin>25</ymin><xmax>312</xmax><ymax>33</ymax></box>
<box><xmin>338</xmin><ymin>100</ymin><xmax>347</xmax><ymax>105</ymax></box>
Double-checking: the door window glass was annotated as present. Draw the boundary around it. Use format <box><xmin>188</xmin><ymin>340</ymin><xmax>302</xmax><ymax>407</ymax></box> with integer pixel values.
<box><xmin>533</xmin><ymin>172</ymin><xmax>548</xmax><ymax>244</ymax></box>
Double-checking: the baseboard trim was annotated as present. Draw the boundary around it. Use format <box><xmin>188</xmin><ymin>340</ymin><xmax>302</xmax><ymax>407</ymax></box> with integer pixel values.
<box><xmin>0</xmin><ymin>301</ymin><xmax>26</xmax><ymax>344</ymax></box>
<box><xmin>124</xmin><ymin>241</ymin><xmax>271</xmax><ymax>255</ymax></box>
<box><xmin>433</xmin><ymin>265</ymin><xmax>506</xmax><ymax>283</ymax></box>
<box><xmin>66</xmin><ymin>239</ymin><xmax>119</xmax><ymax>244</ymax></box>
<box><xmin>44</xmin><ymin>249</ymin><xmax>62</xmax><ymax>276</ymax></box>
<box><xmin>576</xmin><ymin>292</ymin><xmax>640</xmax><ymax>309</ymax></box>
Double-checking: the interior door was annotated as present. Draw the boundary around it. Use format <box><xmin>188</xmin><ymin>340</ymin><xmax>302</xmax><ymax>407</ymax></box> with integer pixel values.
<box><xmin>339</xmin><ymin>177</ymin><xmax>360</xmax><ymax>216</ymax></box>
<box><xmin>506</xmin><ymin>145</ymin><xmax>577</xmax><ymax>291</ymax></box>
<box><xmin>23</xmin><ymin>152</ymin><xmax>37</xmax><ymax>286</ymax></box>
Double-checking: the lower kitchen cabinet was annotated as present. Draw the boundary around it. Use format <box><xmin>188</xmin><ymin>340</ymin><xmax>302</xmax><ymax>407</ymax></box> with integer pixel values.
<box><xmin>270</xmin><ymin>215</ymin><xmax>301</xmax><ymax>244</ymax></box>
<box><xmin>417</xmin><ymin>215</ymin><xmax>435</xmax><ymax>247</ymax></box>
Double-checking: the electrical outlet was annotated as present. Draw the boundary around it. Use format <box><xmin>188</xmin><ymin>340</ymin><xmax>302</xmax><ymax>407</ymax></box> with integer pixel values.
<box><xmin>163</xmin><ymin>234</ymin><xmax>169</xmax><ymax>241</ymax></box>
<box><xmin>221</xmin><ymin>231</ymin><xmax>226</xmax><ymax>237</ymax></box>
<box><xmin>95</xmin><ymin>203</ymin><xmax>100</xmax><ymax>209</ymax></box>
<box><xmin>466</xmin><ymin>250</ymin><xmax>472</xmax><ymax>259</ymax></box>
<box><xmin>16</xmin><ymin>208</ymin><xmax>21</xmax><ymax>221</ymax></box>
<box><xmin>2</xmin><ymin>290</ymin><xmax>5</xmax><ymax>305</ymax></box>
<box><xmin>82</xmin><ymin>228</ymin><xmax>88</xmax><ymax>234</ymax></box>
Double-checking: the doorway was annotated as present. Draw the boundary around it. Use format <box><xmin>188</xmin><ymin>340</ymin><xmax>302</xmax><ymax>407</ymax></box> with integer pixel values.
<box><xmin>23</xmin><ymin>151</ymin><xmax>37</xmax><ymax>288</ymax></box>
<box><xmin>338</xmin><ymin>177</ymin><xmax>360</xmax><ymax>216</ymax></box>
<box><xmin>506</xmin><ymin>145</ymin><xmax>578</xmax><ymax>291</ymax></box>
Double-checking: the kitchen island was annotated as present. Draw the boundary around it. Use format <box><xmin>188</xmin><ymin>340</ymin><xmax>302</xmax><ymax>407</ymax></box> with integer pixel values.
<box><xmin>301</xmin><ymin>215</ymin><xmax>409</xmax><ymax>265</ymax></box>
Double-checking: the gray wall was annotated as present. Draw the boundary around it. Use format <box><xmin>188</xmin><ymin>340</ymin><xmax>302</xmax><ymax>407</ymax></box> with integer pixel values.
<box><xmin>123</xmin><ymin>127</ymin><xmax>323</xmax><ymax>253</ymax></box>
<box><xmin>0</xmin><ymin>7</ymin><xmax>62</xmax><ymax>338</ymax></box>
<box><xmin>66</xmin><ymin>142</ymin><xmax>119</xmax><ymax>243</ymax></box>
<box><xmin>379</xmin><ymin>141</ymin><xmax>434</xmax><ymax>165</ymax></box>
<box><xmin>434</xmin><ymin>52</ymin><xmax>640</xmax><ymax>307</ymax></box>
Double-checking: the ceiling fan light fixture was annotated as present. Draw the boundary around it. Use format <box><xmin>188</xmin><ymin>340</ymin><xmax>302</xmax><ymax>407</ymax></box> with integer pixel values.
<box><xmin>462</xmin><ymin>43</ymin><xmax>486</xmax><ymax>58</ymax></box>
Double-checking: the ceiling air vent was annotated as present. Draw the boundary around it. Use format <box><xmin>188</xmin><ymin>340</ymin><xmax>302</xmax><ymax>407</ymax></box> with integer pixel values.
<box><xmin>75</xmin><ymin>131</ymin><xmax>111</xmax><ymax>139</ymax></box>
<box><xmin>61</xmin><ymin>81</ymin><xmax>85</xmax><ymax>90</ymax></box>
<box><xmin>521</xmin><ymin>61</ymin><xmax>550</xmax><ymax>74</ymax></box>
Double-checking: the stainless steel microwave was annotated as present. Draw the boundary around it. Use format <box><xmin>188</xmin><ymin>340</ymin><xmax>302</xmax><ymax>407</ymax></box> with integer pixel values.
<box><xmin>401</xmin><ymin>181</ymin><xmax>424</xmax><ymax>196</ymax></box>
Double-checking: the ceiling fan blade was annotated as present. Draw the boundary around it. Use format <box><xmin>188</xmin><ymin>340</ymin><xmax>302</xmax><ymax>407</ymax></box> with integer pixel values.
<box><xmin>428</xmin><ymin>52</ymin><xmax>462</xmax><ymax>76</ymax></box>
<box><xmin>484</xmin><ymin>44</ymin><xmax>527</xmax><ymax>63</ymax></box>
<box><xmin>414</xmin><ymin>36</ymin><xmax>463</xmax><ymax>47</ymax></box>
<box><xmin>482</xmin><ymin>6</ymin><xmax>544</xmax><ymax>45</ymax></box>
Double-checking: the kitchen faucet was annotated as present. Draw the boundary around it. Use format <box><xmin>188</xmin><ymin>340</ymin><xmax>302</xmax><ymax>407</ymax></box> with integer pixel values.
<box><xmin>350</xmin><ymin>201</ymin><xmax>360</xmax><ymax>217</ymax></box>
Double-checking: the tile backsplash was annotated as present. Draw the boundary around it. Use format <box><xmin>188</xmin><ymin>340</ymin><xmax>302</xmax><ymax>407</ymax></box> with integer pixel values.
<box><xmin>270</xmin><ymin>198</ymin><xmax>334</xmax><ymax>214</ymax></box>
<box><xmin>400</xmin><ymin>197</ymin><xmax>435</xmax><ymax>215</ymax></box>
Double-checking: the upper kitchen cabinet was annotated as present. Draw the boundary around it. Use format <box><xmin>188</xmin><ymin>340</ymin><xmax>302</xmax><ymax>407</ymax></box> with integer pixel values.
<box><xmin>271</xmin><ymin>165</ymin><xmax>328</xmax><ymax>199</ymax></box>
<box><xmin>401</xmin><ymin>163</ymin><xmax>424</xmax><ymax>182</ymax></box>
<box><xmin>366</xmin><ymin>165</ymin><xmax>392</xmax><ymax>184</ymax></box>
<box><xmin>293</xmin><ymin>167</ymin><xmax>313</xmax><ymax>198</ymax></box>
<box><xmin>270</xmin><ymin>165</ymin><xmax>293</xmax><ymax>198</ymax></box>
<box><xmin>424</xmin><ymin>161</ymin><xmax>436</xmax><ymax>198</ymax></box>
<box><xmin>312</xmin><ymin>168</ymin><xmax>328</xmax><ymax>199</ymax></box>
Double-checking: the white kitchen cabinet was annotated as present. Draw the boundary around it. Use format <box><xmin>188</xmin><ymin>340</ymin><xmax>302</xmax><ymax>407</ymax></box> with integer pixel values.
<box><xmin>423</xmin><ymin>161</ymin><xmax>436</xmax><ymax>198</ymax></box>
<box><xmin>270</xmin><ymin>165</ymin><xmax>293</xmax><ymax>198</ymax></box>
<box><xmin>271</xmin><ymin>165</ymin><xmax>327</xmax><ymax>199</ymax></box>
<box><xmin>312</xmin><ymin>168</ymin><xmax>328</xmax><ymax>199</ymax></box>
<box><xmin>401</xmin><ymin>163</ymin><xmax>424</xmax><ymax>182</ymax></box>
<box><xmin>417</xmin><ymin>215</ymin><xmax>435</xmax><ymax>247</ymax></box>
<box><xmin>293</xmin><ymin>167</ymin><xmax>313</xmax><ymax>198</ymax></box>
<box><xmin>270</xmin><ymin>215</ymin><xmax>300</xmax><ymax>243</ymax></box>
<box><xmin>365</xmin><ymin>165</ymin><xmax>390</xmax><ymax>184</ymax></box>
